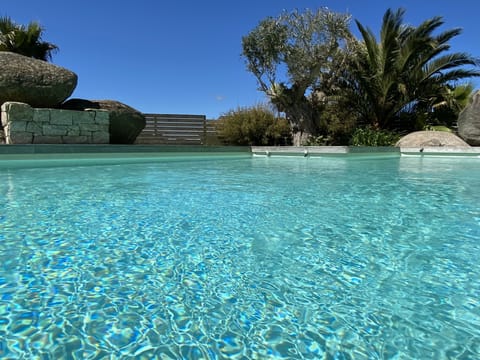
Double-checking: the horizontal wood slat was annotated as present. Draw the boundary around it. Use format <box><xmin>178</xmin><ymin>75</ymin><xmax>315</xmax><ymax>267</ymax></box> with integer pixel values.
<box><xmin>136</xmin><ymin>114</ymin><xmax>209</xmax><ymax>145</ymax></box>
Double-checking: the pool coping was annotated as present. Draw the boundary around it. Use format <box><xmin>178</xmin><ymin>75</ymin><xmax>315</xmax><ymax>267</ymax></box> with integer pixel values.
<box><xmin>0</xmin><ymin>145</ymin><xmax>252</xmax><ymax>168</ymax></box>
<box><xmin>0</xmin><ymin>145</ymin><xmax>479</xmax><ymax>166</ymax></box>
<box><xmin>251</xmin><ymin>146</ymin><xmax>480</xmax><ymax>157</ymax></box>
<box><xmin>0</xmin><ymin>144</ymin><xmax>250</xmax><ymax>154</ymax></box>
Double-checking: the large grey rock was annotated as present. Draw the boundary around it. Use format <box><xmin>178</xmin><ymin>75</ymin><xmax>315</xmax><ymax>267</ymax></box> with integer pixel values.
<box><xmin>458</xmin><ymin>91</ymin><xmax>480</xmax><ymax>146</ymax></box>
<box><xmin>395</xmin><ymin>130</ymin><xmax>470</xmax><ymax>147</ymax></box>
<box><xmin>61</xmin><ymin>99</ymin><xmax>146</xmax><ymax>144</ymax></box>
<box><xmin>0</xmin><ymin>52</ymin><xmax>77</xmax><ymax>108</ymax></box>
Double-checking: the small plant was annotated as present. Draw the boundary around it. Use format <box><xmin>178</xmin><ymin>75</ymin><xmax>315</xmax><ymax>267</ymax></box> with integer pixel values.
<box><xmin>304</xmin><ymin>134</ymin><xmax>332</xmax><ymax>146</ymax></box>
<box><xmin>350</xmin><ymin>126</ymin><xmax>400</xmax><ymax>146</ymax></box>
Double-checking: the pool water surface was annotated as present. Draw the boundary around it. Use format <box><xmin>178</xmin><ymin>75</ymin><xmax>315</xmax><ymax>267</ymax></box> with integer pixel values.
<box><xmin>0</xmin><ymin>156</ymin><xmax>479</xmax><ymax>359</ymax></box>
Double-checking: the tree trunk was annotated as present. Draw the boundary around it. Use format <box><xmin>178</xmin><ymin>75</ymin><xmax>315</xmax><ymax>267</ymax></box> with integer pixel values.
<box><xmin>270</xmin><ymin>84</ymin><xmax>319</xmax><ymax>145</ymax></box>
<box><xmin>285</xmin><ymin>102</ymin><xmax>318</xmax><ymax>145</ymax></box>
<box><xmin>292</xmin><ymin>130</ymin><xmax>311</xmax><ymax>146</ymax></box>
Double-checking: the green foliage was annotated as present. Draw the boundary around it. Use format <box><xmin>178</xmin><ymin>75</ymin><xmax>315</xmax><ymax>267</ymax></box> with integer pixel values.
<box><xmin>343</xmin><ymin>8</ymin><xmax>479</xmax><ymax>132</ymax></box>
<box><xmin>240</xmin><ymin>7</ymin><xmax>479</xmax><ymax>145</ymax></box>
<box><xmin>423</xmin><ymin>125</ymin><xmax>452</xmax><ymax>132</ymax></box>
<box><xmin>423</xmin><ymin>83</ymin><xmax>475</xmax><ymax>128</ymax></box>
<box><xmin>315</xmin><ymin>99</ymin><xmax>359</xmax><ymax>145</ymax></box>
<box><xmin>304</xmin><ymin>135</ymin><xmax>332</xmax><ymax>146</ymax></box>
<box><xmin>217</xmin><ymin>105</ymin><xmax>292</xmax><ymax>146</ymax></box>
<box><xmin>350</xmin><ymin>127</ymin><xmax>400</xmax><ymax>146</ymax></box>
<box><xmin>0</xmin><ymin>16</ymin><xmax>58</xmax><ymax>61</ymax></box>
<box><xmin>302</xmin><ymin>107</ymin><xmax>357</xmax><ymax>145</ymax></box>
<box><xmin>242</xmin><ymin>8</ymin><xmax>352</xmax><ymax>137</ymax></box>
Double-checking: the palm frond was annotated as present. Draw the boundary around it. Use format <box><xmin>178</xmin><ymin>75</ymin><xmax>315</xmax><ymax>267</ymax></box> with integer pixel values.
<box><xmin>434</xmin><ymin>28</ymin><xmax>463</xmax><ymax>45</ymax></box>
<box><xmin>423</xmin><ymin>53</ymin><xmax>480</xmax><ymax>79</ymax></box>
<box><xmin>0</xmin><ymin>16</ymin><xmax>57</xmax><ymax>61</ymax></box>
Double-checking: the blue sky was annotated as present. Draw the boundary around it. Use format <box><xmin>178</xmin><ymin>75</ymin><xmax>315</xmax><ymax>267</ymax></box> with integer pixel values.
<box><xmin>4</xmin><ymin>1</ymin><xmax>480</xmax><ymax>119</ymax></box>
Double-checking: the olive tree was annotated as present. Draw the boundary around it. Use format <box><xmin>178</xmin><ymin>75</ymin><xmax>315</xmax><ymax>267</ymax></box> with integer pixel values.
<box><xmin>242</xmin><ymin>8</ymin><xmax>352</xmax><ymax>144</ymax></box>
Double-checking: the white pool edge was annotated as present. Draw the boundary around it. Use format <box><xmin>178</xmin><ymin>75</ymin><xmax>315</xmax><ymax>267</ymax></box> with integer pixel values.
<box><xmin>251</xmin><ymin>146</ymin><xmax>480</xmax><ymax>158</ymax></box>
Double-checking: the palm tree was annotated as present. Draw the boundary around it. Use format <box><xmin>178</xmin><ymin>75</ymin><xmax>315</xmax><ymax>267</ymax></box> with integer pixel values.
<box><xmin>425</xmin><ymin>83</ymin><xmax>475</xmax><ymax>128</ymax></box>
<box><xmin>0</xmin><ymin>16</ymin><xmax>58</xmax><ymax>61</ymax></box>
<box><xmin>345</xmin><ymin>8</ymin><xmax>479</xmax><ymax>131</ymax></box>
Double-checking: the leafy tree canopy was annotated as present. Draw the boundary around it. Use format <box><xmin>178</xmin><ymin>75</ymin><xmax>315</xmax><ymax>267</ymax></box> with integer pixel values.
<box><xmin>242</xmin><ymin>8</ymin><xmax>352</xmax><ymax>143</ymax></box>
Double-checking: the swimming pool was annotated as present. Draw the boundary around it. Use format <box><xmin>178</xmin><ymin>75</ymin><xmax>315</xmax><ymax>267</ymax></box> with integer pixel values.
<box><xmin>1</xmin><ymin>155</ymin><xmax>479</xmax><ymax>359</ymax></box>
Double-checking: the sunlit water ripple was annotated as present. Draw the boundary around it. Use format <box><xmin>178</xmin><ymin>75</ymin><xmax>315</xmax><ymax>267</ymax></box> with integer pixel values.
<box><xmin>0</xmin><ymin>156</ymin><xmax>479</xmax><ymax>359</ymax></box>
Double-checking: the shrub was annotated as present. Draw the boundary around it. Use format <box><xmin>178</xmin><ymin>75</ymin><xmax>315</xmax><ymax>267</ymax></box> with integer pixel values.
<box><xmin>313</xmin><ymin>101</ymin><xmax>358</xmax><ymax>145</ymax></box>
<box><xmin>217</xmin><ymin>105</ymin><xmax>292</xmax><ymax>146</ymax></box>
<box><xmin>350</xmin><ymin>126</ymin><xmax>400</xmax><ymax>146</ymax></box>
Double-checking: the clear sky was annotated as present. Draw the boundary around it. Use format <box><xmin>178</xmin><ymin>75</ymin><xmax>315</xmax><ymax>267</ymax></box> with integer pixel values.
<box><xmin>4</xmin><ymin>1</ymin><xmax>480</xmax><ymax>119</ymax></box>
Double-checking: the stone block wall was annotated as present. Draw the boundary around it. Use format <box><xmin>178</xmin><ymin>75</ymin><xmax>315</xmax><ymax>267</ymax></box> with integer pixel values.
<box><xmin>0</xmin><ymin>102</ymin><xmax>110</xmax><ymax>144</ymax></box>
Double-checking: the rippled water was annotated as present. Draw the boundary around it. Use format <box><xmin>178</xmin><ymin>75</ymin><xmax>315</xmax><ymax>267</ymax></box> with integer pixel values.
<box><xmin>0</xmin><ymin>155</ymin><xmax>480</xmax><ymax>359</ymax></box>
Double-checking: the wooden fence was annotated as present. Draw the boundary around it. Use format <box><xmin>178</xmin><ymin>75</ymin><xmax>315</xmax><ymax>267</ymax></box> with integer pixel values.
<box><xmin>135</xmin><ymin>114</ymin><xmax>219</xmax><ymax>145</ymax></box>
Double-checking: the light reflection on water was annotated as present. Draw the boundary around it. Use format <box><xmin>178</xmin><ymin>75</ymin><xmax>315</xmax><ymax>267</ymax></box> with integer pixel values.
<box><xmin>0</xmin><ymin>156</ymin><xmax>479</xmax><ymax>359</ymax></box>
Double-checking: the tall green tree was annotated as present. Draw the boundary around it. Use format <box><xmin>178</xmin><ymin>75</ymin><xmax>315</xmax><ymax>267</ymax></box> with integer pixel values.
<box><xmin>0</xmin><ymin>16</ymin><xmax>58</xmax><ymax>61</ymax></box>
<box><xmin>242</xmin><ymin>8</ymin><xmax>352</xmax><ymax>144</ymax></box>
<box><xmin>344</xmin><ymin>8</ymin><xmax>479</xmax><ymax>131</ymax></box>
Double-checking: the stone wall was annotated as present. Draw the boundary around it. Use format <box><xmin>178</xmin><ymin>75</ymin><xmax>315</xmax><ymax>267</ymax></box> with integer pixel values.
<box><xmin>1</xmin><ymin>102</ymin><xmax>110</xmax><ymax>144</ymax></box>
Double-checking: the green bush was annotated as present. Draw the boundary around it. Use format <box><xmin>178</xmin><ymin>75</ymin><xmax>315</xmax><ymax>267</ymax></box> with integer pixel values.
<box><xmin>350</xmin><ymin>127</ymin><xmax>400</xmax><ymax>146</ymax></box>
<box><xmin>217</xmin><ymin>105</ymin><xmax>292</xmax><ymax>146</ymax></box>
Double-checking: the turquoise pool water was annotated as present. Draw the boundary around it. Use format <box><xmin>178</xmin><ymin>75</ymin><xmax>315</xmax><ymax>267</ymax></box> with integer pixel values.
<box><xmin>1</xmin><ymin>155</ymin><xmax>479</xmax><ymax>359</ymax></box>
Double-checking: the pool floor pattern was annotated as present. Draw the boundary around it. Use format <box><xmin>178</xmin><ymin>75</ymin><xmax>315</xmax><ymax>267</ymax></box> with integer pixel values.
<box><xmin>0</xmin><ymin>156</ymin><xmax>479</xmax><ymax>359</ymax></box>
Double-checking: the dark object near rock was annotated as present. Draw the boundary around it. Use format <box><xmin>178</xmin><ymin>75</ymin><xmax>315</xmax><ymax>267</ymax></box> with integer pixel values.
<box><xmin>395</xmin><ymin>131</ymin><xmax>470</xmax><ymax>147</ymax></box>
<box><xmin>0</xmin><ymin>52</ymin><xmax>77</xmax><ymax>108</ymax></box>
<box><xmin>62</xmin><ymin>99</ymin><xmax>146</xmax><ymax>144</ymax></box>
<box><xmin>458</xmin><ymin>91</ymin><xmax>480</xmax><ymax>146</ymax></box>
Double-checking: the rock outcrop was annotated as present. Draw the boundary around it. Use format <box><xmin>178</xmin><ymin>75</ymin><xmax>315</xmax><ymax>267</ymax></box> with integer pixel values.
<box><xmin>0</xmin><ymin>52</ymin><xmax>77</xmax><ymax>108</ymax></box>
<box><xmin>62</xmin><ymin>99</ymin><xmax>146</xmax><ymax>144</ymax></box>
<box><xmin>395</xmin><ymin>130</ymin><xmax>470</xmax><ymax>147</ymax></box>
<box><xmin>458</xmin><ymin>91</ymin><xmax>480</xmax><ymax>146</ymax></box>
